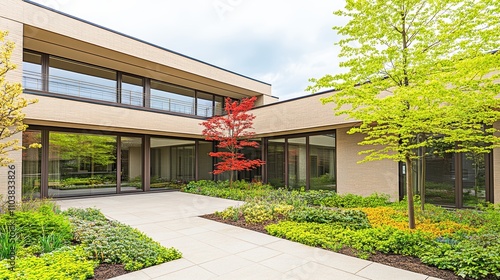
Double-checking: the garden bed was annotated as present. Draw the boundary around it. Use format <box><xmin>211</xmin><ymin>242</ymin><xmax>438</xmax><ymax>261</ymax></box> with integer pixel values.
<box><xmin>184</xmin><ymin>180</ymin><xmax>500</xmax><ymax>280</ymax></box>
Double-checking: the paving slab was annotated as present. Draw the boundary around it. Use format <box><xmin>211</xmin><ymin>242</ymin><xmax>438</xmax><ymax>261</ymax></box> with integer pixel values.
<box><xmin>56</xmin><ymin>191</ymin><xmax>441</xmax><ymax>280</ymax></box>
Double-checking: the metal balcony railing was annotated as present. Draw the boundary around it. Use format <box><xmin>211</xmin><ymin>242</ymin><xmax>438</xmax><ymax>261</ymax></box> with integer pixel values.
<box><xmin>22</xmin><ymin>71</ymin><xmax>217</xmax><ymax>117</ymax></box>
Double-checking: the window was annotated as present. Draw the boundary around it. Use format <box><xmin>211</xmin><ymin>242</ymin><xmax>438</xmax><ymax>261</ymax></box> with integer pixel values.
<box><xmin>121</xmin><ymin>74</ymin><xmax>143</xmax><ymax>106</ymax></box>
<box><xmin>22</xmin><ymin>130</ymin><xmax>42</xmax><ymax>199</ymax></box>
<box><xmin>23</xmin><ymin>51</ymin><xmax>42</xmax><ymax>91</ymax></box>
<box><xmin>196</xmin><ymin>92</ymin><xmax>214</xmax><ymax>117</ymax></box>
<box><xmin>150</xmin><ymin>81</ymin><xmax>195</xmax><ymax>114</ymax></box>
<box><xmin>120</xmin><ymin>136</ymin><xmax>143</xmax><ymax>192</ymax></box>
<box><xmin>49</xmin><ymin>57</ymin><xmax>116</xmax><ymax>102</ymax></box>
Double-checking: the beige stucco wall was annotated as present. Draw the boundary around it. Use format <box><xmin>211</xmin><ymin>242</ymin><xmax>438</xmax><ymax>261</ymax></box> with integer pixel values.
<box><xmin>336</xmin><ymin>127</ymin><xmax>399</xmax><ymax>200</ymax></box>
<box><xmin>0</xmin><ymin>16</ymin><xmax>23</xmax><ymax>202</ymax></box>
<box><xmin>23</xmin><ymin>94</ymin><xmax>205</xmax><ymax>138</ymax></box>
<box><xmin>252</xmin><ymin>91</ymin><xmax>358</xmax><ymax>137</ymax></box>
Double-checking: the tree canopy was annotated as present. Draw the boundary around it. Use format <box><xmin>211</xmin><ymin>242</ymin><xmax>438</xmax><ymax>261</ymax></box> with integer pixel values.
<box><xmin>308</xmin><ymin>0</ymin><xmax>500</xmax><ymax>228</ymax></box>
<box><xmin>201</xmin><ymin>97</ymin><xmax>264</xmax><ymax>186</ymax></box>
<box><xmin>0</xmin><ymin>30</ymin><xmax>38</xmax><ymax>166</ymax></box>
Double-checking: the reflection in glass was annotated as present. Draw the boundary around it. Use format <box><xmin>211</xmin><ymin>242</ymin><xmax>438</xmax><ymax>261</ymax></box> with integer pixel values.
<box><xmin>424</xmin><ymin>153</ymin><xmax>456</xmax><ymax>206</ymax></box>
<box><xmin>49</xmin><ymin>57</ymin><xmax>116</xmax><ymax>102</ymax></box>
<box><xmin>288</xmin><ymin>137</ymin><xmax>307</xmax><ymax>189</ymax></box>
<box><xmin>48</xmin><ymin>132</ymin><xmax>117</xmax><ymax>197</ymax></box>
<box><xmin>150</xmin><ymin>81</ymin><xmax>195</xmax><ymax>114</ymax></box>
<box><xmin>150</xmin><ymin>138</ymin><xmax>196</xmax><ymax>189</ymax></box>
<box><xmin>120</xmin><ymin>137</ymin><xmax>143</xmax><ymax>192</ymax></box>
<box><xmin>23</xmin><ymin>51</ymin><xmax>43</xmax><ymax>91</ymax></box>
<box><xmin>196</xmin><ymin>92</ymin><xmax>213</xmax><ymax>117</ymax></box>
<box><xmin>121</xmin><ymin>75</ymin><xmax>143</xmax><ymax>106</ymax></box>
<box><xmin>238</xmin><ymin>140</ymin><xmax>263</xmax><ymax>182</ymax></box>
<box><xmin>309</xmin><ymin>134</ymin><xmax>336</xmax><ymax>190</ymax></box>
<box><xmin>198</xmin><ymin>141</ymin><xmax>213</xmax><ymax>180</ymax></box>
<box><xmin>462</xmin><ymin>153</ymin><xmax>486</xmax><ymax>207</ymax></box>
<box><xmin>22</xmin><ymin>130</ymin><xmax>42</xmax><ymax>199</ymax></box>
<box><xmin>267</xmin><ymin>138</ymin><xmax>285</xmax><ymax>187</ymax></box>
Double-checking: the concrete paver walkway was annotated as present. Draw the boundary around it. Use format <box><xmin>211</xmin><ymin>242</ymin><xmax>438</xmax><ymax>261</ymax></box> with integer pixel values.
<box><xmin>57</xmin><ymin>192</ymin><xmax>441</xmax><ymax>280</ymax></box>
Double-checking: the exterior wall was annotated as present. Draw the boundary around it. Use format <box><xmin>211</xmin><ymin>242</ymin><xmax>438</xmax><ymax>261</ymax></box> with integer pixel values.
<box><xmin>252</xmin><ymin>92</ymin><xmax>357</xmax><ymax>137</ymax></box>
<box><xmin>494</xmin><ymin>121</ymin><xmax>500</xmax><ymax>203</ymax></box>
<box><xmin>336</xmin><ymin>127</ymin><xmax>399</xmax><ymax>201</ymax></box>
<box><xmin>23</xmin><ymin>94</ymin><xmax>205</xmax><ymax>138</ymax></box>
<box><xmin>0</xmin><ymin>15</ymin><xmax>24</xmax><ymax>201</ymax></box>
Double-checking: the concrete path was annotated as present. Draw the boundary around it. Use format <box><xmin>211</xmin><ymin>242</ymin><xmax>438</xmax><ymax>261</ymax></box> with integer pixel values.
<box><xmin>57</xmin><ymin>192</ymin><xmax>441</xmax><ymax>280</ymax></box>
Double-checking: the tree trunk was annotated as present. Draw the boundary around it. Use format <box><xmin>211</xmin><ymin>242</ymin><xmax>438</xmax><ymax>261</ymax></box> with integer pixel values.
<box><xmin>406</xmin><ymin>157</ymin><xmax>416</xmax><ymax>229</ymax></box>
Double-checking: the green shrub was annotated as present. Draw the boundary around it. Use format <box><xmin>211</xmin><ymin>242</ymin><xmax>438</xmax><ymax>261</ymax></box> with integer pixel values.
<box><xmin>242</xmin><ymin>203</ymin><xmax>274</xmax><ymax>224</ymax></box>
<box><xmin>62</xmin><ymin>207</ymin><xmax>107</xmax><ymax>221</ymax></box>
<box><xmin>0</xmin><ymin>246</ymin><xmax>96</xmax><ymax>280</ymax></box>
<box><xmin>0</xmin><ymin>204</ymin><xmax>72</xmax><ymax>248</ymax></box>
<box><xmin>422</xmin><ymin>232</ymin><xmax>500</xmax><ymax>279</ymax></box>
<box><xmin>318</xmin><ymin>193</ymin><xmax>391</xmax><ymax>208</ymax></box>
<box><xmin>288</xmin><ymin>207</ymin><xmax>370</xmax><ymax>230</ymax></box>
<box><xmin>67</xmin><ymin>209</ymin><xmax>182</xmax><ymax>271</ymax></box>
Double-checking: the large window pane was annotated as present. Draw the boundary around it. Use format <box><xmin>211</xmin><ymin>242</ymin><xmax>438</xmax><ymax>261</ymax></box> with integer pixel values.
<box><xmin>120</xmin><ymin>137</ymin><xmax>143</xmax><ymax>192</ymax></box>
<box><xmin>214</xmin><ymin>96</ymin><xmax>224</xmax><ymax>116</ymax></box>
<box><xmin>425</xmin><ymin>153</ymin><xmax>456</xmax><ymax>206</ymax></box>
<box><xmin>268</xmin><ymin>138</ymin><xmax>285</xmax><ymax>187</ymax></box>
<box><xmin>150</xmin><ymin>138</ymin><xmax>195</xmax><ymax>188</ymax></box>
<box><xmin>462</xmin><ymin>153</ymin><xmax>486</xmax><ymax>207</ymax></box>
<box><xmin>49</xmin><ymin>132</ymin><xmax>117</xmax><ymax>197</ymax></box>
<box><xmin>288</xmin><ymin>137</ymin><xmax>307</xmax><ymax>189</ymax></box>
<box><xmin>309</xmin><ymin>134</ymin><xmax>336</xmax><ymax>191</ymax></box>
<box><xmin>197</xmin><ymin>92</ymin><xmax>213</xmax><ymax>117</ymax></box>
<box><xmin>198</xmin><ymin>141</ymin><xmax>213</xmax><ymax>180</ymax></box>
<box><xmin>23</xmin><ymin>51</ymin><xmax>42</xmax><ymax>91</ymax></box>
<box><xmin>238</xmin><ymin>140</ymin><xmax>263</xmax><ymax>182</ymax></box>
<box><xmin>121</xmin><ymin>75</ymin><xmax>143</xmax><ymax>106</ymax></box>
<box><xmin>22</xmin><ymin>130</ymin><xmax>42</xmax><ymax>199</ymax></box>
<box><xmin>150</xmin><ymin>81</ymin><xmax>195</xmax><ymax>115</ymax></box>
<box><xmin>49</xmin><ymin>57</ymin><xmax>116</xmax><ymax>102</ymax></box>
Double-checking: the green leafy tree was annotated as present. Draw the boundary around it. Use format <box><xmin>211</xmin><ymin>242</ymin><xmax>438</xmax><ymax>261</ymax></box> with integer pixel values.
<box><xmin>0</xmin><ymin>30</ymin><xmax>38</xmax><ymax>166</ymax></box>
<box><xmin>49</xmin><ymin>133</ymin><xmax>116</xmax><ymax>176</ymax></box>
<box><xmin>308</xmin><ymin>0</ymin><xmax>500</xmax><ymax>228</ymax></box>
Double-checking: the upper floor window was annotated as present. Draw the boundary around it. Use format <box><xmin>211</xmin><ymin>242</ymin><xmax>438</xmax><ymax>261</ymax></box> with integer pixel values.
<box><xmin>150</xmin><ymin>81</ymin><xmax>195</xmax><ymax>115</ymax></box>
<box><xmin>22</xmin><ymin>50</ymin><xmax>240</xmax><ymax>118</ymax></box>
<box><xmin>121</xmin><ymin>74</ymin><xmax>143</xmax><ymax>106</ymax></box>
<box><xmin>49</xmin><ymin>57</ymin><xmax>116</xmax><ymax>102</ymax></box>
<box><xmin>22</xmin><ymin>52</ymin><xmax>42</xmax><ymax>91</ymax></box>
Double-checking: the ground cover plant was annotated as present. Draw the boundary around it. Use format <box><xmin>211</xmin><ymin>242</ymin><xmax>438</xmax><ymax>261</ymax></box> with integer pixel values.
<box><xmin>186</xmin><ymin>180</ymin><xmax>500</xmax><ymax>279</ymax></box>
<box><xmin>0</xmin><ymin>200</ymin><xmax>181</xmax><ymax>279</ymax></box>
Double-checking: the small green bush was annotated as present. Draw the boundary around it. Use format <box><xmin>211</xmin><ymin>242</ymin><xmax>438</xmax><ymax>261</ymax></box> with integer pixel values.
<box><xmin>67</xmin><ymin>208</ymin><xmax>182</xmax><ymax>271</ymax></box>
<box><xmin>0</xmin><ymin>246</ymin><xmax>96</xmax><ymax>280</ymax></box>
<box><xmin>288</xmin><ymin>207</ymin><xmax>371</xmax><ymax>230</ymax></box>
<box><xmin>62</xmin><ymin>207</ymin><xmax>107</xmax><ymax>222</ymax></box>
<box><xmin>0</xmin><ymin>204</ymin><xmax>72</xmax><ymax>248</ymax></box>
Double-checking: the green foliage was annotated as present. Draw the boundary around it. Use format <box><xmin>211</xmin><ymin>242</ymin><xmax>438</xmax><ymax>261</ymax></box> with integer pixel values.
<box><xmin>0</xmin><ymin>246</ymin><xmax>96</xmax><ymax>280</ymax></box>
<box><xmin>183</xmin><ymin>180</ymin><xmax>274</xmax><ymax>201</ymax></box>
<box><xmin>67</xmin><ymin>208</ymin><xmax>182</xmax><ymax>271</ymax></box>
<box><xmin>422</xmin><ymin>232</ymin><xmax>500</xmax><ymax>279</ymax></box>
<box><xmin>317</xmin><ymin>193</ymin><xmax>391</xmax><ymax>208</ymax></box>
<box><xmin>0</xmin><ymin>203</ymin><xmax>72</xmax><ymax>248</ymax></box>
<box><xmin>288</xmin><ymin>207</ymin><xmax>370</xmax><ymax>230</ymax></box>
<box><xmin>266</xmin><ymin>221</ymin><xmax>434</xmax><ymax>258</ymax></box>
<box><xmin>62</xmin><ymin>207</ymin><xmax>107</xmax><ymax>222</ymax></box>
<box><xmin>241</xmin><ymin>203</ymin><xmax>274</xmax><ymax>224</ymax></box>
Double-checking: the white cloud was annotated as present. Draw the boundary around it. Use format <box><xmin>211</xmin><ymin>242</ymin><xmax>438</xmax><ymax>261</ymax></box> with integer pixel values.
<box><xmin>31</xmin><ymin>0</ymin><xmax>347</xmax><ymax>100</ymax></box>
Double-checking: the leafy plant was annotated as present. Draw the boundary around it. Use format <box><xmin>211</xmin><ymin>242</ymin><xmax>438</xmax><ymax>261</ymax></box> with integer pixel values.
<box><xmin>288</xmin><ymin>207</ymin><xmax>370</xmax><ymax>230</ymax></box>
<box><xmin>0</xmin><ymin>246</ymin><xmax>96</xmax><ymax>280</ymax></box>
<box><xmin>67</xmin><ymin>208</ymin><xmax>182</xmax><ymax>271</ymax></box>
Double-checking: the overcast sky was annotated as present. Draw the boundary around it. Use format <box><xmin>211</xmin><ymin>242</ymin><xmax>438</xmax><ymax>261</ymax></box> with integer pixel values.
<box><xmin>31</xmin><ymin>0</ymin><xmax>347</xmax><ymax>100</ymax></box>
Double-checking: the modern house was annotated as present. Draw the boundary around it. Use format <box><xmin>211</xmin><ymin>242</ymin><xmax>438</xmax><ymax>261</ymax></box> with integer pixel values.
<box><xmin>1</xmin><ymin>0</ymin><xmax>498</xmax><ymax>208</ymax></box>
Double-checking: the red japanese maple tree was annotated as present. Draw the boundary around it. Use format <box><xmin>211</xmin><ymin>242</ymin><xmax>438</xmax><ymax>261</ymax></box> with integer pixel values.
<box><xmin>201</xmin><ymin>96</ymin><xmax>265</xmax><ymax>186</ymax></box>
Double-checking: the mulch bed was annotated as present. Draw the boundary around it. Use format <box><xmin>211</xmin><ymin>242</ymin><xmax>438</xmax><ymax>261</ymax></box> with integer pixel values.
<box><xmin>91</xmin><ymin>264</ymin><xmax>128</xmax><ymax>280</ymax></box>
<box><xmin>201</xmin><ymin>213</ymin><xmax>496</xmax><ymax>280</ymax></box>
